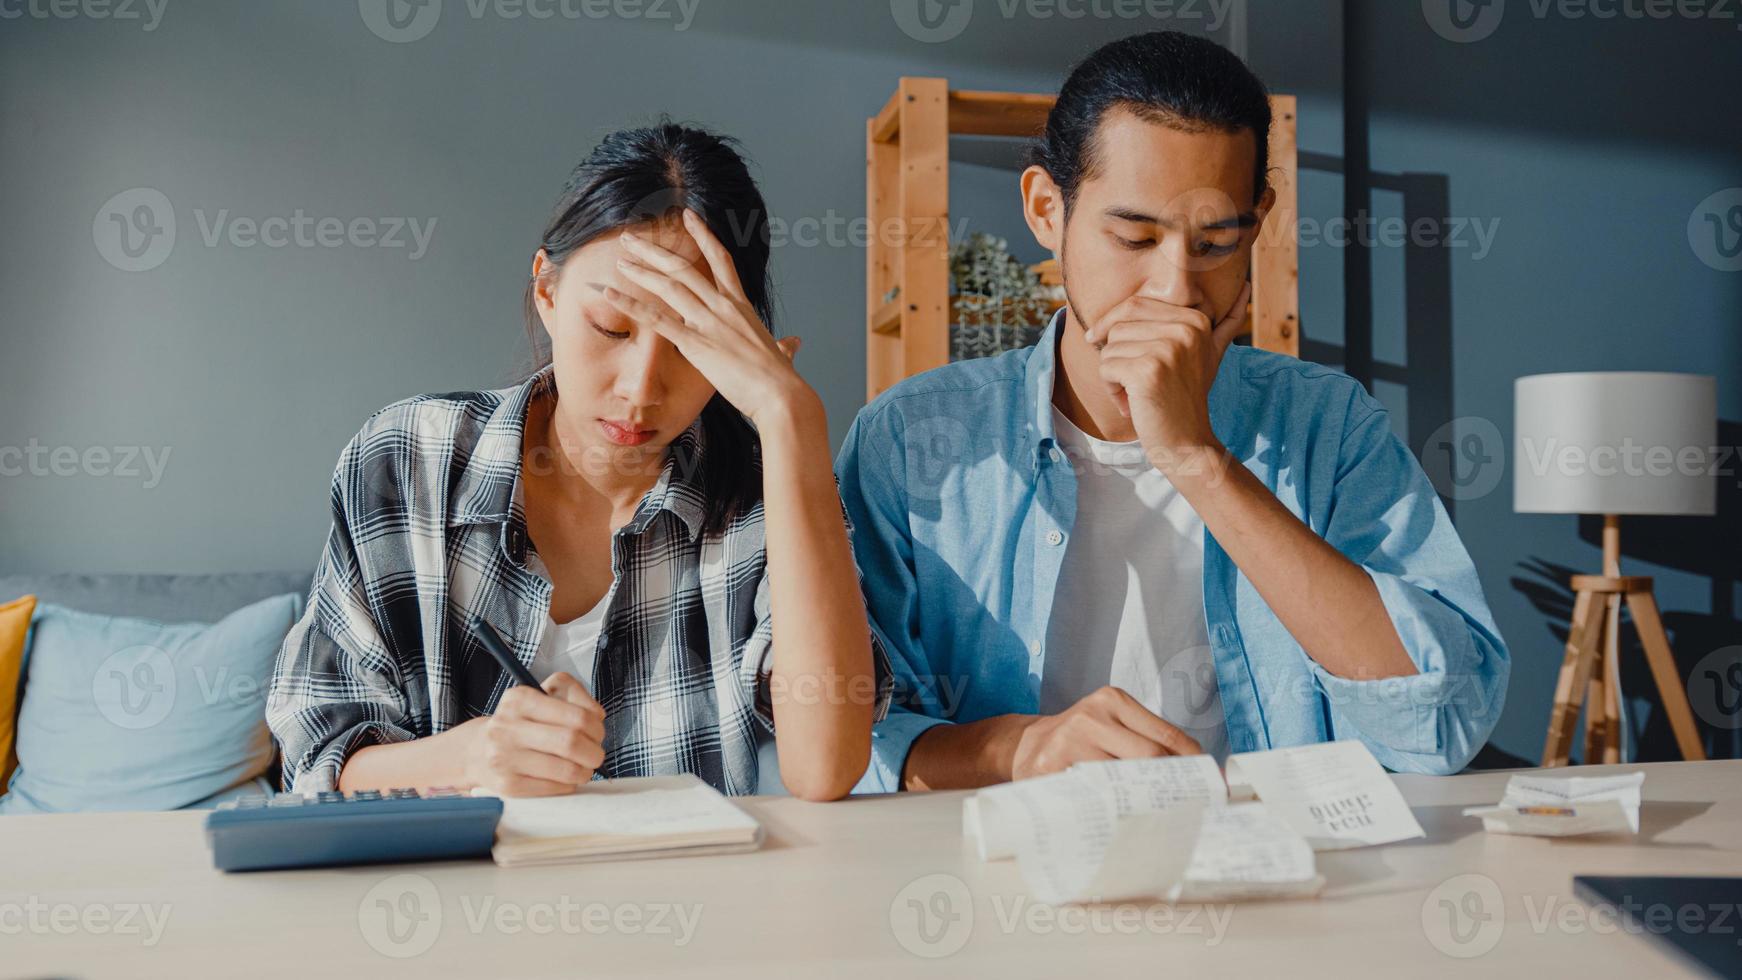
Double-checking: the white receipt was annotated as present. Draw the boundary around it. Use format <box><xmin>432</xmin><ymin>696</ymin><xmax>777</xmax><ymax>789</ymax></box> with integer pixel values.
<box><xmin>1224</xmin><ymin>741</ymin><xmax>1425</xmax><ymax>850</ymax></box>
<box><xmin>964</xmin><ymin>754</ymin><xmax>1321</xmax><ymax>905</ymax></box>
<box><xmin>1174</xmin><ymin>803</ymin><xmax>1325</xmax><ymax>902</ymax></box>
<box><xmin>1463</xmin><ymin>771</ymin><xmax>1644</xmax><ymax>837</ymax></box>
<box><xmin>965</xmin><ymin>754</ymin><xmax>1226</xmax><ymax>862</ymax></box>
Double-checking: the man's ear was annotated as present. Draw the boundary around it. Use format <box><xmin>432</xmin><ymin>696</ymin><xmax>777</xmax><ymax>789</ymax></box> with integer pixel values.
<box><xmin>1249</xmin><ymin>185</ymin><xmax>1278</xmax><ymax>244</ymax></box>
<box><xmin>1020</xmin><ymin>165</ymin><xmax>1065</xmax><ymax>254</ymax></box>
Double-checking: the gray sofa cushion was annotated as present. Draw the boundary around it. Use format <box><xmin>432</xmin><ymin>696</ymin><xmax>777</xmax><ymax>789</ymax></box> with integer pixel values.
<box><xmin>0</xmin><ymin>572</ymin><xmax>312</xmax><ymax>624</ymax></box>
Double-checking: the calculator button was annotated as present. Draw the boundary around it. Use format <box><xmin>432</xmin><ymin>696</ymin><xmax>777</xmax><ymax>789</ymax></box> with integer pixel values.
<box><xmin>237</xmin><ymin>796</ymin><xmax>269</xmax><ymax>808</ymax></box>
<box><xmin>388</xmin><ymin>788</ymin><xmax>421</xmax><ymax>799</ymax></box>
<box><xmin>316</xmin><ymin>791</ymin><xmax>347</xmax><ymax>804</ymax></box>
<box><xmin>350</xmin><ymin>790</ymin><xmax>383</xmax><ymax>801</ymax></box>
<box><xmin>426</xmin><ymin>786</ymin><xmax>460</xmax><ymax>799</ymax></box>
<box><xmin>267</xmin><ymin>795</ymin><xmax>307</xmax><ymax>807</ymax></box>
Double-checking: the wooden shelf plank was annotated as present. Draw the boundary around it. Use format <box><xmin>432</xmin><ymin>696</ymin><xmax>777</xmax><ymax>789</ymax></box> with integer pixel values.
<box><xmin>871</xmin><ymin>89</ymin><xmax>902</xmax><ymax>144</ymax></box>
<box><xmin>947</xmin><ymin>90</ymin><xmax>1055</xmax><ymax>138</ymax></box>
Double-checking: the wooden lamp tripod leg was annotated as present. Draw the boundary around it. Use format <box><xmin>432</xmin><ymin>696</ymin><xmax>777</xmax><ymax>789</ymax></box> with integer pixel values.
<box><xmin>1544</xmin><ymin>588</ymin><xmax>1605</xmax><ymax>767</ymax></box>
<box><xmin>1626</xmin><ymin>589</ymin><xmax>1709</xmax><ymax>762</ymax></box>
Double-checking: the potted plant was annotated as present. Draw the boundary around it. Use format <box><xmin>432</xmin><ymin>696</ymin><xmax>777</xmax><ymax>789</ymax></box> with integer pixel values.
<box><xmin>949</xmin><ymin>233</ymin><xmax>1056</xmax><ymax>361</ymax></box>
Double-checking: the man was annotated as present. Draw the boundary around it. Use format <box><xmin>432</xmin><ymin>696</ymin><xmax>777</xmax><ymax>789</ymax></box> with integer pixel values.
<box><xmin>837</xmin><ymin>31</ymin><xmax>1509</xmax><ymax>792</ymax></box>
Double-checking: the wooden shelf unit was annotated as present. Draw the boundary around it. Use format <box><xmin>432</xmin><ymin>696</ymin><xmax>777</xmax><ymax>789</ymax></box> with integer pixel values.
<box><xmin>865</xmin><ymin>79</ymin><xmax>1300</xmax><ymax>400</ymax></box>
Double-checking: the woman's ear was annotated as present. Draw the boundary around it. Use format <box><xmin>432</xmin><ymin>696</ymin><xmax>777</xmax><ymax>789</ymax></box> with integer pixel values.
<box><xmin>1020</xmin><ymin>165</ymin><xmax>1065</xmax><ymax>255</ymax></box>
<box><xmin>530</xmin><ymin>249</ymin><xmax>557</xmax><ymax>330</ymax></box>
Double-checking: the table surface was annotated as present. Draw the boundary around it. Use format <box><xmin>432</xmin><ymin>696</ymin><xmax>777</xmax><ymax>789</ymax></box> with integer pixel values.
<box><xmin>3</xmin><ymin>760</ymin><xmax>1739</xmax><ymax>979</ymax></box>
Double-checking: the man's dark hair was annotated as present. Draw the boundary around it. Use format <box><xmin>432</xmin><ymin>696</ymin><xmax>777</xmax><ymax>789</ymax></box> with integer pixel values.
<box><xmin>1027</xmin><ymin>30</ymin><xmax>1272</xmax><ymax>212</ymax></box>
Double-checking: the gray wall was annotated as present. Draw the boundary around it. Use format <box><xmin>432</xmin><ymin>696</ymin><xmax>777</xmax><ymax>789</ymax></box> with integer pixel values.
<box><xmin>3</xmin><ymin>0</ymin><xmax>1343</xmax><ymax>576</ymax></box>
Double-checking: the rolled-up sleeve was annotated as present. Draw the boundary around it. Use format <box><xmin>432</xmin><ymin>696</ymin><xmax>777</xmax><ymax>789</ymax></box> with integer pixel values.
<box><xmin>266</xmin><ymin>442</ymin><xmax>418</xmax><ymax>794</ymax></box>
<box><xmin>836</xmin><ymin>408</ymin><xmax>951</xmax><ymax>794</ymax></box>
<box><xmin>1314</xmin><ymin>399</ymin><xmax>1510</xmax><ymax>774</ymax></box>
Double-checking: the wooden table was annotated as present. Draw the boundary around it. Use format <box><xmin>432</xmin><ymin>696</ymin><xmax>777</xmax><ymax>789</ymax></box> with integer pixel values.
<box><xmin>3</xmin><ymin>761</ymin><xmax>1738</xmax><ymax>978</ymax></box>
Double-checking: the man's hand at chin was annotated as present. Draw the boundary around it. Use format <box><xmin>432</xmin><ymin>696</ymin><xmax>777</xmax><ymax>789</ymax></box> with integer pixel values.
<box><xmin>1084</xmin><ymin>281</ymin><xmax>1251</xmax><ymax>470</ymax></box>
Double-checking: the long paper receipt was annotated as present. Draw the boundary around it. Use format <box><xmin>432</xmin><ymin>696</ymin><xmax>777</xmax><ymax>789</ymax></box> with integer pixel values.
<box><xmin>963</xmin><ymin>753</ymin><xmax>1332</xmax><ymax>904</ymax></box>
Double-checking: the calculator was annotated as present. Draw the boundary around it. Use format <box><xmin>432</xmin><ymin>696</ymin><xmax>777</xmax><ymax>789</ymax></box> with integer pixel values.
<box><xmin>205</xmin><ymin>788</ymin><xmax>503</xmax><ymax>872</ymax></box>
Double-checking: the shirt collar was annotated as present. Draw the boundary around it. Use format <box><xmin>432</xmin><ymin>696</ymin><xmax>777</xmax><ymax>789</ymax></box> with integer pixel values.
<box><xmin>1022</xmin><ymin>305</ymin><xmax>1249</xmax><ymax>453</ymax></box>
<box><xmin>448</xmin><ymin>368</ymin><xmax>708</xmax><ymax>544</ymax></box>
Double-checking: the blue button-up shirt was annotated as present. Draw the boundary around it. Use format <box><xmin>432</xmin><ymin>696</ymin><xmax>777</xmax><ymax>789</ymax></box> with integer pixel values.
<box><xmin>837</xmin><ymin>314</ymin><xmax>1509</xmax><ymax>791</ymax></box>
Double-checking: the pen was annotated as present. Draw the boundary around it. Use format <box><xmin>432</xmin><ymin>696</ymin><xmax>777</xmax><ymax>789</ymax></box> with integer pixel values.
<box><xmin>471</xmin><ymin>617</ymin><xmax>541</xmax><ymax>689</ymax></box>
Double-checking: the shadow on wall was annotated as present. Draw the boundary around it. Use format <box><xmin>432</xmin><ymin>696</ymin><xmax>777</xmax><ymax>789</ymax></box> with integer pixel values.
<box><xmin>1295</xmin><ymin>152</ymin><xmax>1460</xmax><ymax>519</ymax></box>
<box><xmin>1512</xmin><ymin>420</ymin><xmax>1742</xmax><ymax>763</ymax></box>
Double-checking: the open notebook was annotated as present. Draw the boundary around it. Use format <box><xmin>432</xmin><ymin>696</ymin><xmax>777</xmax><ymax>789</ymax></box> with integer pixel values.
<box><xmin>475</xmin><ymin>774</ymin><xmax>764</xmax><ymax>867</ymax></box>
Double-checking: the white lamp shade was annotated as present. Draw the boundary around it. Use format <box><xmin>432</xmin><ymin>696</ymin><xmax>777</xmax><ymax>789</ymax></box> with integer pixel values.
<box><xmin>1514</xmin><ymin>372</ymin><xmax>1716</xmax><ymax>516</ymax></box>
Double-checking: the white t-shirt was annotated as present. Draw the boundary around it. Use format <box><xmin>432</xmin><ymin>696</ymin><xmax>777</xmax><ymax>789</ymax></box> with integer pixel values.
<box><xmin>1041</xmin><ymin>406</ymin><xmax>1229</xmax><ymax>761</ymax></box>
<box><xmin>529</xmin><ymin>595</ymin><xmax>609</xmax><ymax>689</ymax></box>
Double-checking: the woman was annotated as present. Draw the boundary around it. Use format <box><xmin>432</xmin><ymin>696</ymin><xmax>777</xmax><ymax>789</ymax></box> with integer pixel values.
<box><xmin>268</xmin><ymin>122</ymin><xmax>887</xmax><ymax>801</ymax></box>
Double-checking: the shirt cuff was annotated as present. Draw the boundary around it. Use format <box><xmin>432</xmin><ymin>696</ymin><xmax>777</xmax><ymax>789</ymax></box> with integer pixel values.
<box><xmin>854</xmin><ymin>708</ymin><xmax>950</xmax><ymax>794</ymax></box>
<box><xmin>1306</xmin><ymin>566</ymin><xmax>1503</xmax><ymax>774</ymax></box>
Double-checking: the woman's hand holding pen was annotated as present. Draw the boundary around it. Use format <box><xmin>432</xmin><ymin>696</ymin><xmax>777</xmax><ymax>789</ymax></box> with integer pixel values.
<box><xmin>455</xmin><ymin>672</ymin><xmax>605</xmax><ymax>796</ymax></box>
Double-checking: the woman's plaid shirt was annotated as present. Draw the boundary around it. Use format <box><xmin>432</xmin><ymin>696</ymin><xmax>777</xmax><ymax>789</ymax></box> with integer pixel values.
<box><xmin>267</xmin><ymin>371</ymin><xmax>890</xmax><ymax>795</ymax></box>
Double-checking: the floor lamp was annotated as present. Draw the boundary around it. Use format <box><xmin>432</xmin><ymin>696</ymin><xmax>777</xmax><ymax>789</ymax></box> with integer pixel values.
<box><xmin>1515</xmin><ymin>372</ymin><xmax>1716</xmax><ymax>766</ymax></box>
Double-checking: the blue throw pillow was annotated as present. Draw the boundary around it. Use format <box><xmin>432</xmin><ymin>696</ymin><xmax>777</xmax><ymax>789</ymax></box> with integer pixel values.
<box><xmin>0</xmin><ymin>594</ymin><xmax>302</xmax><ymax>814</ymax></box>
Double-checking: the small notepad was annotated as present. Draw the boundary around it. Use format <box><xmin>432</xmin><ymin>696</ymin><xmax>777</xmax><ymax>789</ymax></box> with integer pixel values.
<box><xmin>475</xmin><ymin>774</ymin><xmax>764</xmax><ymax>867</ymax></box>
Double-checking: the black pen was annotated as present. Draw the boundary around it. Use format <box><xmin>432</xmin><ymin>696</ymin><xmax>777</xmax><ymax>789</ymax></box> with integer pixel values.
<box><xmin>471</xmin><ymin>617</ymin><xmax>541</xmax><ymax>689</ymax></box>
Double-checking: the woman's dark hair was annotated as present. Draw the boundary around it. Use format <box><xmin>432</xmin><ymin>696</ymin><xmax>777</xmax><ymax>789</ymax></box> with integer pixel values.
<box><xmin>1027</xmin><ymin>30</ymin><xmax>1272</xmax><ymax>214</ymax></box>
<box><xmin>523</xmin><ymin>119</ymin><xmax>773</xmax><ymax>536</ymax></box>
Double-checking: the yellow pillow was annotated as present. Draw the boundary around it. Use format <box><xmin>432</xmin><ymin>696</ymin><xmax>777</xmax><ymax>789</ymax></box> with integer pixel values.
<box><xmin>0</xmin><ymin>594</ymin><xmax>36</xmax><ymax>795</ymax></box>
